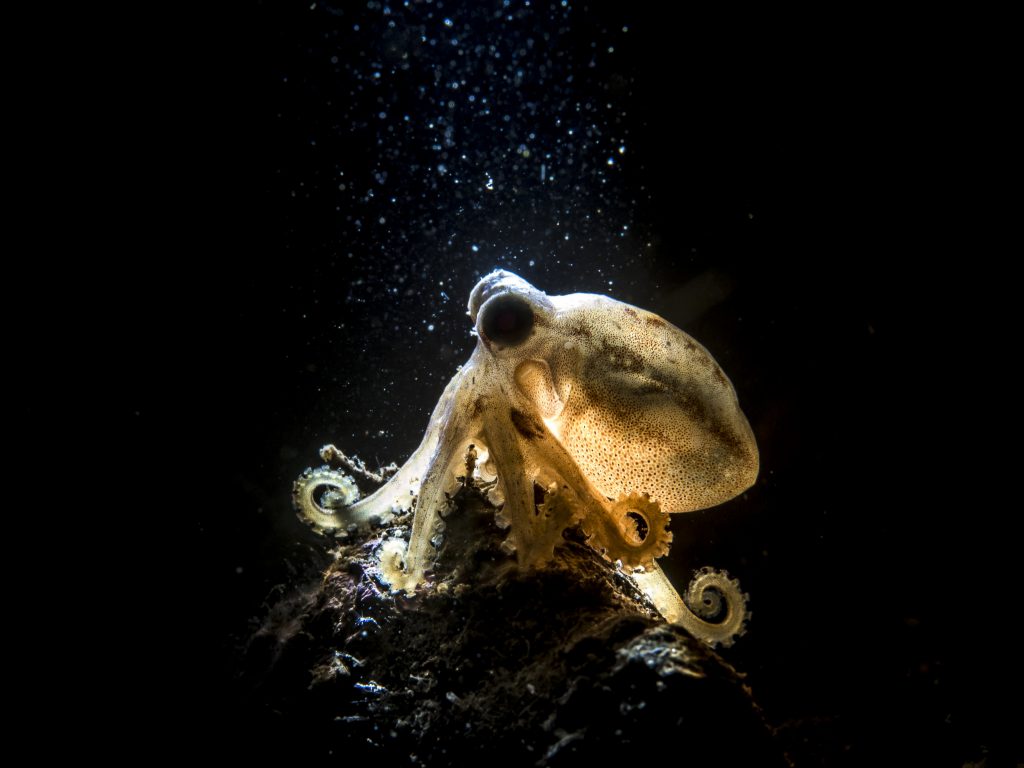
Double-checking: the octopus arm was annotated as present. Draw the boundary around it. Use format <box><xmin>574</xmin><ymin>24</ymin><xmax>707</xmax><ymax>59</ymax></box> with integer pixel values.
<box><xmin>341</xmin><ymin>369</ymin><xmax>465</xmax><ymax>527</ymax></box>
<box><xmin>632</xmin><ymin>565</ymin><xmax>749</xmax><ymax>647</ymax></box>
<box><xmin>630</xmin><ymin>565</ymin><xmax>687</xmax><ymax>626</ymax></box>
<box><xmin>394</xmin><ymin>366</ymin><xmax>482</xmax><ymax>591</ymax></box>
<box><xmin>515</xmin><ymin>409</ymin><xmax>613</xmax><ymax>518</ymax></box>
<box><xmin>481</xmin><ymin>404</ymin><xmax>546</xmax><ymax>564</ymax></box>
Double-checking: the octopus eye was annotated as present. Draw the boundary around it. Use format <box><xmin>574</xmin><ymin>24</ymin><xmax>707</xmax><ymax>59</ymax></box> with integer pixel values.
<box><xmin>479</xmin><ymin>293</ymin><xmax>534</xmax><ymax>347</ymax></box>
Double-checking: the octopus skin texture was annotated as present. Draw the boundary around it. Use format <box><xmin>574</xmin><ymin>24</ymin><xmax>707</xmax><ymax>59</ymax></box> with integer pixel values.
<box><xmin>294</xmin><ymin>270</ymin><xmax>759</xmax><ymax>645</ymax></box>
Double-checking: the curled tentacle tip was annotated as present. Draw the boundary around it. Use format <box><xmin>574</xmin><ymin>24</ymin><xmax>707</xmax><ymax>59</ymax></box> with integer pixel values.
<box><xmin>376</xmin><ymin>537</ymin><xmax>409</xmax><ymax>591</ymax></box>
<box><xmin>293</xmin><ymin>466</ymin><xmax>361</xmax><ymax>534</ymax></box>
<box><xmin>682</xmin><ymin>566</ymin><xmax>750</xmax><ymax>648</ymax></box>
<box><xmin>583</xmin><ymin>491</ymin><xmax>672</xmax><ymax>569</ymax></box>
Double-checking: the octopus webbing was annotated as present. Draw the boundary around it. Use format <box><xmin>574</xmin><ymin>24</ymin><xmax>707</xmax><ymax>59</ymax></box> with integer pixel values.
<box><xmin>294</xmin><ymin>270</ymin><xmax>759</xmax><ymax>646</ymax></box>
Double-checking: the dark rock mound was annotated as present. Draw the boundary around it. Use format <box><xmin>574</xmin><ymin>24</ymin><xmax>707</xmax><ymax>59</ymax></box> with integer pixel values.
<box><xmin>239</xmin><ymin>484</ymin><xmax>784</xmax><ymax>766</ymax></box>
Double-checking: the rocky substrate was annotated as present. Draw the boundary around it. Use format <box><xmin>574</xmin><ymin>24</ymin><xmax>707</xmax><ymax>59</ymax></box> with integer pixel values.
<box><xmin>241</xmin><ymin>482</ymin><xmax>785</xmax><ymax>766</ymax></box>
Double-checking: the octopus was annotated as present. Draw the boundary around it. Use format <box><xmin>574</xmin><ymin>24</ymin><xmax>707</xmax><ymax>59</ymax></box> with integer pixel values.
<box><xmin>294</xmin><ymin>270</ymin><xmax>759</xmax><ymax>646</ymax></box>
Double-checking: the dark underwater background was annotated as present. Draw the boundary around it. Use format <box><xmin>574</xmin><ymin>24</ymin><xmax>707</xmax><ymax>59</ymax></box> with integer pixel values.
<box><xmin>112</xmin><ymin>2</ymin><xmax>1019</xmax><ymax>764</ymax></box>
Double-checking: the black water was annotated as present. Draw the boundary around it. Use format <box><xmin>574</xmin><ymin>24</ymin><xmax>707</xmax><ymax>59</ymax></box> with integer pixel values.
<box><xmin>115</xmin><ymin>2</ymin><xmax>1018</xmax><ymax>764</ymax></box>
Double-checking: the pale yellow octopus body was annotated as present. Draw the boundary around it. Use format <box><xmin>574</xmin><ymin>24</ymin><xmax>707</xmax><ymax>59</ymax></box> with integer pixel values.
<box><xmin>295</xmin><ymin>270</ymin><xmax>758</xmax><ymax>645</ymax></box>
